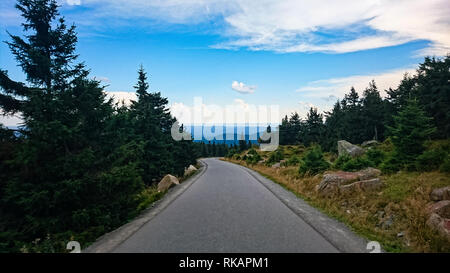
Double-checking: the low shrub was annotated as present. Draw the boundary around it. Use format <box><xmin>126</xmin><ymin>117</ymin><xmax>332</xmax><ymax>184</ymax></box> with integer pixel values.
<box><xmin>415</xmin><ymin>148</ymin><xmax>447</xmax><ymax>171</ymax></box>
<box><xmin>341</xmin><ymin>156</ymin><xmax>372</xmax><ymax>171</ymax></box>
<box><xmin>439</xmin><ymin>155</ymin><xmax>450</xmax><ymax>173</ymax></box>
<box><xmin>245</xmin><ymin>149</ymin><xmax>262</xmax><ymax>165</ymax></box>
<box><xmin>266</xmin><ymin>148</ymin><xmax>284</xmax><ymax>165</ymax></box>
<box><xmin>380</xmin><ymin>152</ymin><xmax>403</xmax><ymax>174</ymax></box>
<box><xmin>298</xmin><ymin>145</ymin><xmax>330</xmax><ymax>176</ymax></box>
<box><xmin>333</xmin><ymin>154</ymin><xmax>352</xmax><ymax>170</ymax></box>
<box><xmin>366</xmin><ymin>148</ymin><xmax>386</xmax><ymax>167</ymax></box>
<box><xmin>284</xmin><ymin>155</ymin><xmax>301</xmax><ymax>166</ymax></box>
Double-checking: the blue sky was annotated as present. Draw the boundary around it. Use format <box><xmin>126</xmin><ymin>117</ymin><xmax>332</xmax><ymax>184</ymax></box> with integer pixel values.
<box><xmin>1</xmin><ymin>0</ymin><xmax>449</xmax><ymax>126</ymax></box>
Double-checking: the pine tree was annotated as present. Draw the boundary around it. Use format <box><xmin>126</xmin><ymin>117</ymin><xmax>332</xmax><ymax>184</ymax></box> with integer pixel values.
<box><xmin>414</xmin><ymin>56</ymin><xmax>450</xmax><ymax>138</ymax></box>
<box><xmin>130</xmin><ymin>66</ymin><xmax>181</xmax><ymax>181</ymax></box>
<box><xmin>361</xmin><ymin>80</ymin><xmax>385</xmax><ymax>141</ymax></box>
<box><xmin>388</xmin><ymin>99</ymin><xmax>436</xmax><ymax>165</ymax></box>
<box><xmin>324</xmin><ymin>100</ymin><xmax>344</xmax><ymax>151</ymax></box>
<box><xmin>300</xmin><ymin>107</ymin><xmax>324</xmax><ymax>146</ymax></box>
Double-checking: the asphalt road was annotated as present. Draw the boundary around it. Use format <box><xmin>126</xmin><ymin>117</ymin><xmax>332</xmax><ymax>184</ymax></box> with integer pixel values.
<box><xmin>111</xmin><ymin>158</ymin><xmax>339</xmax><ymax>253</ymax></box>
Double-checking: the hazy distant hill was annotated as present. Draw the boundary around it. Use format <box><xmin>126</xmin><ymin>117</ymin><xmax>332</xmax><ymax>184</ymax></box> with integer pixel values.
<box><xmin>188</xmin><ymin>125</ymin><xmax>275</xmax><ymax>145</ymax></box>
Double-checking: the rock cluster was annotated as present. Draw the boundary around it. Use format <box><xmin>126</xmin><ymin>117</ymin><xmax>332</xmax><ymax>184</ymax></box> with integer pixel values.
<box><xmin>317</xmin><ymin>167</ymin><xmax>383</xmax><ymax>196</ymax></box>
<box><xmin>426</xmin><ymin>186</ymin><xmax>450</xmax><ymax>241</ymax></box>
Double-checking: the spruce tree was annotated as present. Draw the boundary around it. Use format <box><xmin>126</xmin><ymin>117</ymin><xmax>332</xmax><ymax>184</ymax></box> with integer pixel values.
<box><xmin>361</xmin><ymin>80</ymin><xmax>385</xmax><ymax>141</ymax></box>
<box><xmin>300</xmin><ymin>107</ymin><xmax>324</xmax><ymax>146</ymax></box>
<box><xmin>388</xmin><ymin>99</ymin><xmax>436</xmax><ymax>165</ymax></box>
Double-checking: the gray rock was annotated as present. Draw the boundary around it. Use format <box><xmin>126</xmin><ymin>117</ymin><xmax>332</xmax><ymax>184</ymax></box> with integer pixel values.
<box><xmin>339</xmin><ymin>178</ymin><xmax>383</xmax><ymax>193</ymax></box>
<box><xmin>271</xmin><ymin>162</ymin><xmax>281</xmax><ymax>168</ymax></box>
<box><xmin>317</xmin><ymin>168</ymin><xmax>382</xmax><ymax>196</ymax></box>
<box><xmin>361</xmin><ymin>140</ymin><xmax>379</xmax><ymax>148</ymax></box>
<box><xmin>426</xmin><ymin>212</ymin><xmax>450</xmax><ymax>241</ymax></box>
<box><xmin>430</xmin><ymin>186</ymin><xmax>450</xmax><ymax>201</ymax></box>
<box><xmin>337</xmin><ymin>140</ymin><xmax>365</xmax><ymax>158</ymax></box>
<box><xmin>382</xmin><ymin>216</ymin><xmax>394</xmax><ymax>229</ymax></box>
<box><xmin>356</xmin><ymin>167</ymin><xmax>381</xmax><ymax>180</ymax></box>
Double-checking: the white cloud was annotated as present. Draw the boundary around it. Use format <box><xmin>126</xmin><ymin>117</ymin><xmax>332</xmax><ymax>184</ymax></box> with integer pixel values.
<box><xmin>296</xmin><ymin>66</ymin><xmax>416</xmax><ymax>100</ymax></box>
<box><xmin>104</xmin><ymin>91</ymin><xmax>136</xmax><ymax>106</ymax></box>
<box><xmin>231</xmin><ymin>81</ymin><xmax>256</xmax><ymax>94</ymax></box>
<box><xmin>2</xmin><ymin>0</ymin><xmax>449</xmax><ymax>55</ymax></box>
<box><xmin>0</xmin><ymin>112</ymin><xmax>23</xmax><ymax>128</ymax></box>
<box><xmin>170</xmin><ymin>98</ymin><xmax>282</xmax><ymax>125</ymax></box>
<box><xmin>217</xmin><ymin>0</ymin><xmax>450</xmax><ymax>55</ymax></box>
<box><xmin>93</xmin><ymin>76</ymin><xmax>110</xmax><ymax>83</ymax></box>
<box><xmin>66</xmin><ymin>0</ymin><xmax>81</xmax><ymax>5</ymax></box>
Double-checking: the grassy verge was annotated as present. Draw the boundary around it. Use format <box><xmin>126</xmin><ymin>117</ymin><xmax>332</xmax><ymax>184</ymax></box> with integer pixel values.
<box><xmin>223</xmin><ymin>158</ymin><xmax>450</xmax><ymax>253</ymax></box>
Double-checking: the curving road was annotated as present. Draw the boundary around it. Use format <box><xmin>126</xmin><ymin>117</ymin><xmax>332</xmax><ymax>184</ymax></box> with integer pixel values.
<box><xmin>110</xmin><ymin>158</ymin><xmax>341</xmax><ymax>253</ymax></box>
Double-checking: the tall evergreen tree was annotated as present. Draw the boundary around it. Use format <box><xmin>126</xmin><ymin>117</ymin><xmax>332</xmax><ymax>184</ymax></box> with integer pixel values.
<box><xmin>300</xmin><ymin>107</ymin><xmax>324</xmax><ymax>146</ymax></box>
<box><xmin>388</xmin><ymin>99</ymin><xmax>436</xmax><ymax>165</ymax></box>
<box><xmin>361</xmin><ymin>80</ymin><xmax>385</xmax><ymax>141</ymax></box>
<box><xmin>414</xmin><ymin>56</ymin><xmax>450</xmax><ymax>138</ymax></box>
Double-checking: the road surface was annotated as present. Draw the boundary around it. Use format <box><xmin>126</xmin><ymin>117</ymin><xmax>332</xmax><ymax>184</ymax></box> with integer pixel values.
<box><xmin>111</xmin><ymin>158</ymin><xmax>340</xmax><ymax>253</ymax></box>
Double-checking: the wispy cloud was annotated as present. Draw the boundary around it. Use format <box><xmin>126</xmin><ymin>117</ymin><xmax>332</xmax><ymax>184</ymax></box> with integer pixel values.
<box><xmin>1</xmin><ymin>0</ymin><xmax>449</xmax><ymax>55</ymax></box>
<box><xmin>296</xmin><ymin>66</ymin><xmax>417</xmax><ymax>99</ymax></box>
<box><xmin>66</xmin><ymin>0</ymin><xmax>81</xmax><ymax>5</ymax></box>
<box><xmin>231</xmin><ymin>81</ymin><xmax>256</xmax><ymax>94</ymax></box>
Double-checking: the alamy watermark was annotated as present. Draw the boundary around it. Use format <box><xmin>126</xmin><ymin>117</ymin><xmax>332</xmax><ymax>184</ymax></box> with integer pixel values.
<box><xmin>170</xmin><ymin>97</ymin><xmax>280</xmax><ymax>151</ymax></box>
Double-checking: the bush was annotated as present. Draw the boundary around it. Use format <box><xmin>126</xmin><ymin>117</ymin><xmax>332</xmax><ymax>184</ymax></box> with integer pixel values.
<box><xmin>415</xmin><ymin>148</ymin><xmax>447</xmax><ymax>171</ymax></box>
<box><xmin>284</xmin><ymin>155</ymin><xmax>301</xmax><ymax>166</ymax></box>
<box><xmin>266</xmin><ymin>148</ymin><xmax>284</xmax><ymax>165</ymax></box>
<box><xmin>380</xmin><ymin>152</ymin><xmax>403</xmax><ymax>174</ymax></box>
<box><xmin>333</xmin><ymin>154</ymin><xmax>352</xmax><ymax>170</ymax></box>
<box><xmin>245</xmin><ymin>149</ymin><xmax>261</xmax><ymax>165</ymax></box>
<box><xmin>298</xmin><ymin>145</ymin><xmax>330</xmax><ymax>176</ymax></box>
<box><xmin>439</xmin><ymin>155</ymin><xmax>450</xmax><ymax>173</ymax></box>
<box><xmin>366</xmin><ymin>148</ymin><xmax>386</xmax><ymax>167</ymax></box>
<box><xmin>341</xmin><ymin>156</ymin><xmax>372</xmax><ymax>171</ymax></box>
<box><xmin>334</xmin><ymin>149</ymin><xmax>383</xmax><ymax>171</ymax></box>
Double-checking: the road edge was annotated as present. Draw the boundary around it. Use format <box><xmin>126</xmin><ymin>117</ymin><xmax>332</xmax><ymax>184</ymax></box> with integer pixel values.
<box><xmin>83</xmin><ymin>159</ymin><xmax>208</xmax><ymax>253</ymax></box>
<box><xmin>224</xmin><ymin>159</ymin><xmax>373</xmax><ymax>253</ymax></box>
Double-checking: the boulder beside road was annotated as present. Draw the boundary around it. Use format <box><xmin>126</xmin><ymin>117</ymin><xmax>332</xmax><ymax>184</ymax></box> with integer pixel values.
<box><xmin>184</xmin><ymin>165</ymin><xmax>198</xmax><ymax>177</ymax></box>
<box><xmin>157</xmin><ymin>174</ymin><xmax>180</xmax><ymax>192</ymax></box>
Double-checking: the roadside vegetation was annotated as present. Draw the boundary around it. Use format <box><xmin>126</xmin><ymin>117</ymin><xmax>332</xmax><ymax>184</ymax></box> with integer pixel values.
<box><xmin>0</xmin><ymin>0</ymin><xmax>203</xmax><ymax>253</ymax></box>
<box><xmin>224</xmin><ymin>140</ymin><xmax>450</xmax><ymax>252</ymax></box>
<box><xmin>224</xmin><ymin>54</ymin><xmax>450</xmax><ymax>252</ymax></box>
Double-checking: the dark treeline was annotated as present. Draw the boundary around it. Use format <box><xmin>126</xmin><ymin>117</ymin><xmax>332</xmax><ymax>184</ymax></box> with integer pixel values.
<box><xmin>279</xmin><ymin>55</ymin><xmax>450</xmax><ymax>152</ymax></box>
<box><xmin>0</xmin><ymin>0</ymin><xmax>200</xmax><ymax>251</ymax></box>
<box><xmin>199</xmin><ymin>139</ymin><xmax>259</xmax><ymax>158</ymax></box>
